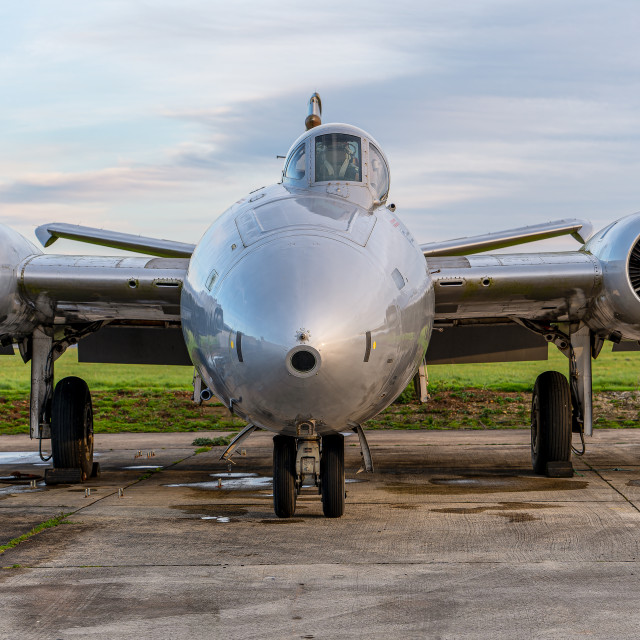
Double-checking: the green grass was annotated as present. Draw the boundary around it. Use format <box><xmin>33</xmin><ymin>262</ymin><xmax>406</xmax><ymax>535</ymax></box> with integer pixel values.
<box><xmin>0</xmin><ymin>512</ymin><xmax>70</xmax><ymax>555</ymax></box>
<box><xmin>0</xmin><ymin>348</ymin><xmax>193</xmax><ymax>392</ymax></box>
<box><xmin>192</xmin><ymin>436</ymin><xmax>234</xmax><ymax>447</ymax></box>
<box><xmin>425</xmin><ymin>346</ymin><xmax>640</xmax><ymax>392</ymax></box>
<box><xmin>2</xmin><ymin>345</ymin><xmax>640</xmax><ymax>393</ymax></box>
<box><xmin>1</xmin><ymin>345</ymin><xmax>640</xmax><ymax>434</ymax></box>
<box><xmin>0</xmin><ymin>388</ymin><xmax>246</xmax><ymax>435</ymax></box>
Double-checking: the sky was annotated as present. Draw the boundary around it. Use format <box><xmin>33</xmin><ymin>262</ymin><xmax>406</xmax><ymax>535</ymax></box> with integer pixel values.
<box><xmin>1</xmin><ymin>0</ymin><xmax>640</xmax><ymax>255</ymax></box>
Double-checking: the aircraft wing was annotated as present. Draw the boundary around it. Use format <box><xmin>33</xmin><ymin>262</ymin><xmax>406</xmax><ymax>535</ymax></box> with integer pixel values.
<box><xmin>425</xmin><ymin>250</ymin><xmax>601</xmax><ymax>364</ymax></box>
<box><xmin>428</xmin><ymin>251</ymin><xmax>599</xmax><ymax>323</ymax></box>
<box><xmin>21</xmin><ymin>254</ymin><xmax>187</xmax><ymax>324</ymax></box>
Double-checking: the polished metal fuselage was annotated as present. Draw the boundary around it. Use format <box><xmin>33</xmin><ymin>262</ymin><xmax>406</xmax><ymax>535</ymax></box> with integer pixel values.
<box><xmin>181</xmin><ymin>183</ymin><xmax>433</xmax><ymax>436</ymax></box>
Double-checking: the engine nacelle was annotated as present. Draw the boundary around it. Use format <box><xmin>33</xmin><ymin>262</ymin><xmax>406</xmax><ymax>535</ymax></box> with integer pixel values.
<box><xmin>0</xmin><ymin>224</ymin><xmax>42</xmax><ymax>341</ymax></box>
<box><xmin>584</xmin><ymin>212</ymin><xmax>640</xmax><ymax>341</ymax></box>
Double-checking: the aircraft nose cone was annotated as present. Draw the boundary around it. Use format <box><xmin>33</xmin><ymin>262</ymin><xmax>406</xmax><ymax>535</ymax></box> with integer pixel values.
<box><xmin>213</xmin><ymin>235</ymin><xmax>401</xmax><ymax>433</ymax></box>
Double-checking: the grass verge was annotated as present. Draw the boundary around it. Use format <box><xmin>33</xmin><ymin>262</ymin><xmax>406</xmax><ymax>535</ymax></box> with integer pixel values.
<box><xmin>1</xmin><ymin>512</ymin><xmax>70</xmax><ymax>556</ymax></box>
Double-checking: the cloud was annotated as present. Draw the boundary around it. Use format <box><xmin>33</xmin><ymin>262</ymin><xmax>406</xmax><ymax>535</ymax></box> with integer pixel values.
<box><xmin>2</xmin><ymin>0</ymin><xmax>640</xmax><ymax>253</ymax></box>
<box><xmin>0</xmin><ymin>165</ymin><xmax>205</xmax><ymax>204</ymax></box>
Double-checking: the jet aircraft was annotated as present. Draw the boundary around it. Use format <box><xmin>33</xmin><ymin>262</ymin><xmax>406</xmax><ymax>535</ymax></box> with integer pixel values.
<box><xmin>1</xmin><ymin>93</ymin><xmax>637</xmax><ymax>517</ymax></box>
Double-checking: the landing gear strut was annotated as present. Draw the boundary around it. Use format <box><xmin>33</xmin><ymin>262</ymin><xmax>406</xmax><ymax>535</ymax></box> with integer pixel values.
<box><xmin>531</xmin><ymin>371</ymin><xmax>572</xmax><ymax>475</ymax></box>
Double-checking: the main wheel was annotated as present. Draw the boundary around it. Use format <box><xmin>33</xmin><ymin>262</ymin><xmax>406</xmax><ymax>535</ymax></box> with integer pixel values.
<box><xmin>51</xmin><ymin>376</ymin><xmax>94</xmax><ymax>481</ymax></box>
<box><xmin>273</xmin><ymin>435</ymin><xmax>297</xmax><ymax>518</ymax></box>
<box><xmin>531</xmin><ymin>371</ymin><xmax>571</xmax><ymax>474</ymax></box>
<box><xmin>321</xmin><ymin>434</ymin><xmax>345</xmax><ymax>518</ymax></box>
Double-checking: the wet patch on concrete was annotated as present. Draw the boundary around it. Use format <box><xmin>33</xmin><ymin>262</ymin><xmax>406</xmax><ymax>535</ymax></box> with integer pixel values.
<box><xmin>430</xmin><ymin>502</ymin><xmax>557</xmax><ymax>522</ymax></box>
<box><xmin>500</xmin><ymin>512</ymin><xmax>538</xmax><ymax>523</ymax></box>
<box><xmin>170</xmin><ymin>504</ymin><xmax>248</xmax><ymax>518</ymax></box>
<box><xmin>0</xmin><ymin>452</ymin><xmax>44</xmax><ymax>465</ymax></box>
<box><xmin>259</xmin><ymin>519</ymin><xmax>305</xmax><ymax>524</ymax></box>
<box><xmin>385</xmin><ymin>475</ymin><xmax>588</xmax><ymax>495</ymax></box>
<box><xmin>390</xmin><ymin>504</ymin><xmax>419</xmax><ymax>510</ymax></box>
<box><xmin>0</xmin><ymin>473</ymin><xmax>43</xmax><ymax>484</ymax></box>
<box><xmin>121</xmin><ymin>466</ymin><xmax>164</xmax><ymax>470</ymax></box>
<box><xmin>0</xmin><ymin>483</ymin><xmax>44</xmax><ymax>498</ymax></box>
<box><xmin>627</xmin><ymin>479</ymin><xmax>640</xmax><ymax>487</ymax></box>
<box><xmin>0</xmin><ymin>452</ymin><xmax>100</xmax><ymax>465</ymax></box>
<box><xmin>165</xmin><ymin>476</ymin><xmax>272</xmax><ymax>491</ymax></box>
<box><xmin>210</xmin><ymin>472</ymin><xmax>259</xmax><ymax>479</ymax></box>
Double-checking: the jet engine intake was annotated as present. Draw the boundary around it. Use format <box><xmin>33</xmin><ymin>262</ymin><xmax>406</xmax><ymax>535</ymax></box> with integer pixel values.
<box><xmin>584</xmin><ymin>212</ymin><xmax>640</xmax><ymax>341</ymax></box>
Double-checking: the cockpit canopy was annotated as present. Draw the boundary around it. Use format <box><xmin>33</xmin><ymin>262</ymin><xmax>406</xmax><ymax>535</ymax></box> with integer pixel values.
<box><xmin>282</xmin><ymin>123</ymin><xmax>390</xmax><ymax>205</ymax></box>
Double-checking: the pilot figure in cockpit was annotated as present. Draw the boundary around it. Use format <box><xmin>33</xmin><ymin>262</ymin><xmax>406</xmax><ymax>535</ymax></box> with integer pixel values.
<box><xmin>316</xmin><ymin>137</ymin><xmax>361</xmax><ymax>182</ymax></box>
<box><xmin>338</xmin><ymin>143</ymin><xmax>360</xmax><ymax>181</ymax></box>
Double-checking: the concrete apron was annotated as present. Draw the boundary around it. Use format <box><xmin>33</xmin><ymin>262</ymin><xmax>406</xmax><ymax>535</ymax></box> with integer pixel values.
<box><xmin>1</xmin><ymin>429</ymin><xmax>640</xmax><ymax>639</ymax></box>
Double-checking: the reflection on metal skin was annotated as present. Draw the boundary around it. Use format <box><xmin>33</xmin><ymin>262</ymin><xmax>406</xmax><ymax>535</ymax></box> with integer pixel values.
<box><xmin>182</xmin><ymin>190</ymin><xmax>432</xmax><ymax>436</ymax></box>
<box><xmin>429</xmin><ymin>252</ymin><xmax>601</xmax><ymax>323</ymax></box>
<box><xmin>21</xmin><ymin>255</ymin><xmax>187</xmax><ymax>323</ymax></box>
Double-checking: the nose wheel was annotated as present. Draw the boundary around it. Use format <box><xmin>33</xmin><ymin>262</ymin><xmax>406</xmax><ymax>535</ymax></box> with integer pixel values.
<box><xmin>273</xmin><ymin>435</ymin><xmax>297</xmax><ymax>518</ymax></box>
<box><xmin>321</xmin><ymin>434</ymin><xmax>345</xmax><ymax>518</ymax></box>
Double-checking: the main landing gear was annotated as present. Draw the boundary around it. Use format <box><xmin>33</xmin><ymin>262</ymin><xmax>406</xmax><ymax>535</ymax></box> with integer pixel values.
<box><xmin>25</xmin><ymin>326</ymin><xmax>97</xmax><ymax>485</ymax></box>
<box><xmin>526</xmin><ymin>324</ymin><xmax>596</xmax><ymax>478</ymax></box>
<box><xmin>50</xmin><ymin>377</ymin><xmax>95</xmax><ymax>482</ymax></box>
<box><xmin>273</xmin><ymin>432</ymin><xmax>346</xmax><ymax>519</ymax></box>
<box><xmin>530</xmin><ymin>371</ymin><xmax>572</xmax><ymax>477</ymax></box>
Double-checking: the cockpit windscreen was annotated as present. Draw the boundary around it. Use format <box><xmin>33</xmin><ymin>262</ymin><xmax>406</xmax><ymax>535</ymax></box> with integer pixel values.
<box><xmin>284</xmin><ymin>143</ymin><xmax>305</xmax><ymax>180</ymax></box>
<box><xmin>315</xmin><ymin>134</ymin><xmax>362</xmax><ymax>183</ymax></box>
<box><xmin>369</xmin><ymin>143</ymin><xmax>389</xmax><ymax>201</ymax></box>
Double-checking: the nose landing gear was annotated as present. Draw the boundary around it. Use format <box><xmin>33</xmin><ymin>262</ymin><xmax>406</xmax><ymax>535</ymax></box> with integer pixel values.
<box><xmin>272</xmin><ymin>432</ymin><xmax>345</xmax><ymax>519</ymax></box>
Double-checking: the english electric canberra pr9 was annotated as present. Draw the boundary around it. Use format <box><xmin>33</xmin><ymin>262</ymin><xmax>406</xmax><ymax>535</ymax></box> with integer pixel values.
<box><xmin>1</xmin><ymin>94</ymin><xmax>638</xmax><ymax>517</ymax></box>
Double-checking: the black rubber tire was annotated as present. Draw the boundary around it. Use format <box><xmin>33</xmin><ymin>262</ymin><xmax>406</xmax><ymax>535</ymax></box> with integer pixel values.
<box><xmin>531</xmin><ymin>371</ymin><xmax>572</xmax><ymax>474</ymax></box>
<box><xmin>321</xmin><ymin>434</ymin><xmax>345</xmax><ymax>518</ymax></box>
<box><xmin>51</xmin><ymin>376</ymin><xmax>94</xmax><ymax>481</ymax></box>
<box><xmin>273</xmin><ymin>435</ymin><xmax>297</xmax><ymax>518</ymax></box>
